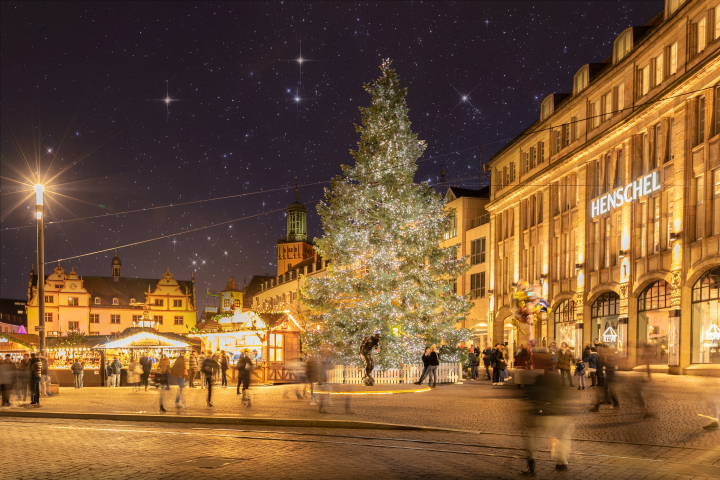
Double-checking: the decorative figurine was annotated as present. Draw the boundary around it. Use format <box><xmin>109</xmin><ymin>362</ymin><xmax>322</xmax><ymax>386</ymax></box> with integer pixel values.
<box><xmin>359</xmin><ymin>331</ymin><xmax>381</xmax><ymax>386</ymax></box>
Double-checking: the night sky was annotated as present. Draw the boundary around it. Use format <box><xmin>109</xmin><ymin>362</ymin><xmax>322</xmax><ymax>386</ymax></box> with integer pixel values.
<box><xmin>1</xmin><ymin>1</ymin><xmax>662</xmax><ymax>313</ymax></box>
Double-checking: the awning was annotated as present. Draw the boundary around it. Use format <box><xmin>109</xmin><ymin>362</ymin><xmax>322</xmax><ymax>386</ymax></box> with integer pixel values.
<box><xmin>95</xmin><ymin>328</ymin><xmax>197</xmax><ymax>350</ymax></box>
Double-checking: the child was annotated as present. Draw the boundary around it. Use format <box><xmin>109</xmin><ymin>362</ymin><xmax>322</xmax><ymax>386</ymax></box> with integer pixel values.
<box><xmin>574</xmin><ymin>358</ymin><xmax>586</xmax><ymax>390</ymax></box>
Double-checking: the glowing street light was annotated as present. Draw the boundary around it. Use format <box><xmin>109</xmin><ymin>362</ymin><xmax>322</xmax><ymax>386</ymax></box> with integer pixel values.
<box><xmin>35</xmin><ymin>184</ymin><xmax>46</xmax><ymax>355</ymax></box>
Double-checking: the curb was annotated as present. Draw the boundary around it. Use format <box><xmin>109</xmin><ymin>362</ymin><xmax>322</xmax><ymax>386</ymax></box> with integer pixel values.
<box><xmin>0</xmin><ymin>410</ymin><xmax>456</xmax><ymax>432</ymax></box>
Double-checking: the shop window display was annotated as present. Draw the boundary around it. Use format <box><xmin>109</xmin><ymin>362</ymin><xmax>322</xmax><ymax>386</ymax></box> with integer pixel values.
<box><xmin>591</xmin><ymin>291</ymin><xmax>620</xmax><ymax>347</ymax></box>
<box><xmin>637</xmin><ymin>280</ymin><xmax>671</xmax><ymax>364</ymax></box>
<box><xmin>554</xmin><ymin>300</ymin><xmax>576</xmax><ymax>350</ymax></box>
<box><xmin>691</xmin><ymin>267</ymin><xmax>720</xmax><ymax>364</ymax></box>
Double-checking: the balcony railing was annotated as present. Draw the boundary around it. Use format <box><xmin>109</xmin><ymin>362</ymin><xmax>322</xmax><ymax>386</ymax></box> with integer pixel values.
<box><xmin>469</xmin><ymin>213</ymin><xmax>490</xmax><ymax>230</ymax></box>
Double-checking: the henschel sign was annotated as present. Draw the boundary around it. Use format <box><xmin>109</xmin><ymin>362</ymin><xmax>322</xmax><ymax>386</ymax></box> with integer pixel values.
<box><xmin>591</xmin><ymin>171</ymin><xmax>661</xmax><ymax>218</ymax></box>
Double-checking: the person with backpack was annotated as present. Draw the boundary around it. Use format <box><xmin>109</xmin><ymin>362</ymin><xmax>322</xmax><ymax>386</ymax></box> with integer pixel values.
<box><xmin>220</xmin><ymin>350</ymin><xmax>229</xmax><ymax>388</ymax></box>
<box><xmin>201</xmin><ymin>354</ymin><xmax>219</xmax><ymax>407</ymax></box>
<box><xmin>235</xmin><ymin>348</ymin><xmax>252</xmax><ymax>407</ymax></box>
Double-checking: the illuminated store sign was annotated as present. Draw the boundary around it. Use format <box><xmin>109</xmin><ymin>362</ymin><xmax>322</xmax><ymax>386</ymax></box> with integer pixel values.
<box><xmin>602</xmin><ymin>326</ymin><xmax>618</xmax><ymax>344</ymax></box>
<box><xmin>705</xmin><ymin>324</ymin><xmax>720</xmax><ymax>342</ymax></box>
<box><xmin>591</xmin><ymin>171</ymin><xmax>662</xmax><ymax>218</ymax></box>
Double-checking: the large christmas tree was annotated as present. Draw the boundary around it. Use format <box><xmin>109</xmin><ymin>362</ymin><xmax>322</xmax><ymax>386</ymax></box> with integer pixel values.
<box><xmin>301</xmin><ymin>60</ymin><xmax>471</xmax><ymax>368</ymax></box>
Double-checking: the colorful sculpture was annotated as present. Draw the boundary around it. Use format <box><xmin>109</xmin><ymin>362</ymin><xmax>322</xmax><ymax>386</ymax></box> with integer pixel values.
<box><xmin>510</xmin><ymin>281</ymin><xmax>551</xmax><ymax>342</ymax></box>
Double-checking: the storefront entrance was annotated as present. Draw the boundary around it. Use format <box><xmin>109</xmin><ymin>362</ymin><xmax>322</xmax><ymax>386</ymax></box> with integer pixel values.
<box><xmin>554</xmin><ymin>300</ymin><xmax>581</xmax><ymax>355</ymax></box>
<box><xmin>637</xmin><ymin>280</ymin><xmax>678</xmax><ymax>365</ymax></box>
<box><xmin>691</xmin><ymin>266</ymin><xmax>720</xmax><ymax>364</ymax></box>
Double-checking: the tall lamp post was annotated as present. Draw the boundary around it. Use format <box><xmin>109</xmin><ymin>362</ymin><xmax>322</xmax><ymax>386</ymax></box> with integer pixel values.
<box><xmin>35</xmin><ymin>184</ymin><xmax>45</xmax><ymax>355</ymax></box>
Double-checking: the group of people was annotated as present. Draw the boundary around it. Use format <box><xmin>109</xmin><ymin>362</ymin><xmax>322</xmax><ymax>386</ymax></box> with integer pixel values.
<box><xmin>0</xmin><ymin>352</ymin><xmax>49</xmax><ymax>407</ymax></box>
<box><xmin>415</xmin><ymin>345</ymin><xmax>441</xmax><ymax>387</ymax></box>
<box><xmin>465</xmin><ymin>344</ymin><xmax>510</xmax><ymax>385</ymax></box>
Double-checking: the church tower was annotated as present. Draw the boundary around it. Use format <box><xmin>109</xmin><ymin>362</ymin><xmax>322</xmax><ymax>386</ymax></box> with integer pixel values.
<box><xmin>111</xmin><ymin>243</ymin><xmax>122</xmax><ymax>281</ymax></box>
<box><xmin>276</xmin><ymin>181</ymin><xmax>314</xmax><ymax>276</ymax></box>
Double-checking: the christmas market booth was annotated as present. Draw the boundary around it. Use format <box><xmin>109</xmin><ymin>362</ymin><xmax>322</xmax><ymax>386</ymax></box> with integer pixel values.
<box><xmin>94</xmin><ymin>327</ymin><xmax>199</xmax><ymax>386</ymax></box>
<box><xmin>190</xmin><ymin>310</ymin><xmax>302</xmax><ymax>384</ymax></box>
<box><xmin>45</xmin><ymin>335</ymin><xmax>111</xmax><ymax>387</ymax></box>
<box><xmin>0</xmin><ymin>332</ymin><xmax>38</xmax><ymax>359</ymax></box>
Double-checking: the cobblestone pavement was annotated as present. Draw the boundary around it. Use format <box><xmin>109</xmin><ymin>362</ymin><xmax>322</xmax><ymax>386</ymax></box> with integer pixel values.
<box><xmin>2</xmin><ymin>417</ymin><xmax>719</xmax><ymax>480</ymax></box>
<box><xmin>3</xmin><ymin>372</ymin><xmax>719</xmax><ymax>449</ymax></box>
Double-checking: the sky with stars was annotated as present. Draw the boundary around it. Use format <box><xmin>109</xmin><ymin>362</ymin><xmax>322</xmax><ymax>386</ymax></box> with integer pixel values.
<box><xmin>1</xmin><ymin>1</ymin><xmax>663</xmax><ymax>313</ymax></box>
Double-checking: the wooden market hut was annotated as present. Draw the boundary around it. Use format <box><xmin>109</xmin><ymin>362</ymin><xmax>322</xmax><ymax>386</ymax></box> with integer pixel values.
<box><xmin>191</xmin><ymin>310</ymin><xmax>302</xmax><ymax>384</ymax></box>
<box><xmin>0</xmin><ymin>332</ymin><xmax>38</xmax><ymax>359</ymax></box>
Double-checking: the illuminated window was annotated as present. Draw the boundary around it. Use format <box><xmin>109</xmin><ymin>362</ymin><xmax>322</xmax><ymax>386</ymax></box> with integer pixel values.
<box><xmin>691</xmin><ymin>266</ymin><xmax>720</xmax><ymax>364</ymax></box>
<box><xmin>697</xmin><ymin>174</ymin><xmax>706</xmax><ymax>240</ymax></box>
<box><xmin>713</xmin><ymin>169</ymin><xmax>720</xmax><ymax>236</ymax></box>
<box><xmin>553</xmin><ymin>300</ymin><xmax>576</xmax><ymax>347</ymax></box>
<box><xmin>154</xmin><ymin>315</ymin><xmax>163</xmax><ymax>325</ymax></box>
<box><xmin>574</xmin><ymin>67</ymin><xmax>588</xmax><ymax>93</ymax></box>
<box><xmin>68</xmin><ymin>297</ymin><xmax>79</xmax><ymax>306</ymax></box>
<box><xmin>269</xmin><ymin>333</ymin><xmax>284</xmax><ymax>362</ymax></box>
<box><xmin>669</xmin><ymin>42</ymin><xmax>678</xmax><ymax>75</ymax></box>
<box><xmin>655</xmin><ymin>53</ymin><xmax>664</xmax><ymax>86</ymax></box>
<box><xmin>638</xmin><ymin>280</ymin><xmax>671</xmax><ymax>312</ymax></box>
<box><xmin>95</xmin><ymin>297</ymin><xmax>100</xmax><ymax>305</ymax></box>
<box><xmin>615</xmin><ymin>31</ymin><xmax>632</xmax><ymax>62</ymax></box>
<box><xmin>112</xmin><ymin>298</ymin><xmax>119</xmax><ymax>305</ymax></box>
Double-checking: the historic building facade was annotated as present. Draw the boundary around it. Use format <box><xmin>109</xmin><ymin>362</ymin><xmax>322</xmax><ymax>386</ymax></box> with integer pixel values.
<box><xmin>441</xmin><ymin>187</ymin><xmax>492</xmax><ymax>348</ymax></box>
<box><xmin>487</xmin><ymin>0</ymin><xmax>719</xmax><ymax>373</ymax></box>
<box><xmin>25</xmin><ymin>251</ymin><xmax>197</xmax><ymax>336</ymax></box>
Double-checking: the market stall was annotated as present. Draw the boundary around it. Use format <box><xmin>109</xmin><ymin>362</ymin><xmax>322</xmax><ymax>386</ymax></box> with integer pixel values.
<box><xmin>190</xmin><ymin>310</ymin><xmax>302</xmax><ymax>383</ymax></box>
<box><xmin>94</xmin><ymin>327</ymin><xmax>199</xmax><ymax>386</ymax></box>
<box><xmin>0</xmin><ymin>332</ymin><xmax>38</xmax><ymax>360</ymax></box>
<box><xmin>46</xmin><ymin>336</ymin><xmax>110</xmax><ymax>387</ymax></box>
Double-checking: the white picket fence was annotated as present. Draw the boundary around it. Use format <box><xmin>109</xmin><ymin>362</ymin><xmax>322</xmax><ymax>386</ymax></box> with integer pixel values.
<box><xmin>327</xmin><ymin>362</ymin><xmax>462</xmax><ymax>385</ymax></box>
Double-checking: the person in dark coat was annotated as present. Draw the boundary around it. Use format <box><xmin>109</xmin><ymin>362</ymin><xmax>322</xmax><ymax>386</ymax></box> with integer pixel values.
<box><xmin>71</xmin><ymin>359</ymin><xmax>84</xmax><ymax>388</ymax></box>
<box><xmin>0</xmin><ymin>354</ymin><xmax>16</xmax><ymax>406</ymax></box>
<box><xmin>220</xmin><ymin>350</ymin><xmax>229</xmax><ymax>388</ymax></box>
<box><xmin>467</xmin><ymin>350</ymin><xmax>479</xmax><ymax>380</ymax></box>
<box><xmin>414</xmin><ymin>347</ymin><xmax>432</xmax><ymax>385</ymax></box>
<box><xmin>201</xmin><ymin>355</ymin><xmax>219</xmax><ymax>407</ymax></box>
<box><xmin>235</xmin><ymin>349</ymin><xmax>252</xmax><ymax>405</ymax></box>
<box><xmin>139</xmin><ymin>356</ymin><xmax>152</xmax><ymax>391</ymax></box>
<box><xmin>482</xmin><ymin>345</ymin><xmax>492</xmax><ymax>380</ymax></box>
<box><xmin>520</xmin><ymin>368</ymin><xmax>572</xmax><ymax>475</ymax></box>
<box><xmin>586</xmin><ymin>347</ymin><xmax>598</xmax><ymax>388</ymax></box>
<box><xmin>18</xmin><ymin>354</ymin><xmax>30</xmax><ymax>401</ymax></box>
<box><xmin>28</xmin><ymin>353</ymin><xmax>42</xmax><ymax>407</ymax></box>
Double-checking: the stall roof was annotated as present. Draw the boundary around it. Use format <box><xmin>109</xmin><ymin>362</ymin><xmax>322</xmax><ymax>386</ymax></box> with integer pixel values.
<box><xmin>95</xmin><ymin>327</ymin><xmax>199</xmax><ymax>349</ymax></box>
<box><xmin>193</xmin><ymin>311</ymin><xmax>301</xmax><ymax>334</ymax></box>
<box><xmin>0</xmin><ymin>332</ymin><xmax>39</xmax><ymax>350</ymax></box>
<box><xmin>46</xmin><ymin>335</ymin><xmax>112</xmax><ymax>351</ymax></box>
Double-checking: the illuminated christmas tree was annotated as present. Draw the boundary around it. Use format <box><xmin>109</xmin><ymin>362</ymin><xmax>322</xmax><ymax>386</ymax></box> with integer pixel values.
<box><xmin>301</xmin><ymin>60</ymin><xmax>471</xmax><ymax>368</ymax></box>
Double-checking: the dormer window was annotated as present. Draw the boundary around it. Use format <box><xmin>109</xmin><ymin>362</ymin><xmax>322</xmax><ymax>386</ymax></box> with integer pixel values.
<box><xmin>112</xmin><ymin>298</ymin><xmax>119</xmax><ymax>305</ymax></box>
<box><xmin>130</xmin><ymin>298</ymin><xmax>136</xmax><ymax>304</ymax></box>
<box><xmin>573</xmin><ymin>67</ymin><xmax>588</xmax><ymax>94</ymax></box>
<box><xmin>540</xmin><ymin>98</ymin><xmax>553</xmax><ymax>121</ymax></box>
<box><xmin>95</xmin><ymin>297</ymin><xmax>101</xmax><ymax>305</ymax></box>
<box><xmin>614</xmin><ymin>30</ymin><xmax>632</xmax><ymax>63</ymax></box>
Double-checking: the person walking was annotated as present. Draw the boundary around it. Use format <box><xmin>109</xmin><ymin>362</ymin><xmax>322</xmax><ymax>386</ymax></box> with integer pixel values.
<box><xmin>574</xmin><ymin>357</ymin><xmax>586</xmax><ymax>390</ymax></box>
<box><xmin>188</xmin><ymin>351</ymin><xmax>199</xmax><ymax>388</ymax></box>
<box><xmin>220</xmin><ymin>350</ymin><xmax>229</xmax><ymax>388</ymax></box>
<box><xmin>211</xmin><ymin>349</ymin><xmax>221</xmax><ymax>384</ymax></box>
<box><xmin>414</xmin><ymin>347</ymin><xmax>431</xmax><ymax>385</ymax></box>
<box><xmin>127</xmin><ymin>358</ymin><xmax>142</xmax><ymax>391</ymax></box>
<box><xmin>140</xmin><ymin>355</ymin><xmax>152</xmax><ymax>391</ymax></box>
<box><xmin>0</xmin><ymin>354</ymin><xmax>15</xmax><ymax>406</ymax></box>
<box><xmin>467</xmin><ymin>349</ymin><xmax>479</xmax><ymax>381</ymax></box>
<box><xmin>589</xmin><ymin>350</ymin><xmax>620</xmax><ymax>412</ymax></box>
<box><xmin>71</xmin><ymin>358</ymin><xmax>84</xmax><ymax>389</ymax></box>
<box><xmin>18</xmin><ymin>354</ymin><xmax>30</xmax><ymax>402</ymax></box>
<box><xmin>557</xmin><ymin>343</ymin><xmax>575</xmax><ymax>387</ymax></box>
<box><xmin>201</xmin><ymin>354</ymin><xmax>219</xmax><ymax>407</ymax></box>
<box><xmin>587</xmin><ymin>347</ymin><xmax>598</xmax><ymax>388</ymax></box>
<box><xmin>40</xmin><ymin>356</ymin><xmax>52</xmax><ymax>397</ymax></box>
<box><xmin>157</xmin><ymin>356</ymin><xmax>171</xmax><ymax>411</ymax></box>
<box><xmin>197</xmin><ymin>351</ymin><xmax>207</xmax><ymax>389</ymax></box>
<box><xmin>482</xmin><ymin>345</ymin><xmax>492</xmax><ymax>380</ymax></box>
<box><xmin>111</xmin><ymin>357</ymin><xmax>122</xmax><ymax>387</ymax></box>
<box><xmin>170</xmin><ymin>354</ymin><xmax>187</xmax><ymax>408</ymax></box>
<box><xmin>28</xmin><ymin>352</ymin><xmax>42</xmax><ymax>407</ymax></box>
<box><xmin>520</xmin><ymin>367</ymin><xmax>572</xmax><ymax>475</ymax></box>
<box><xmin>235</xmin><ymin>349</ymin><xmax>252</xmax><ymax>407</ymax></box>
<box><xmin>426</xmin><ymin>345</ymin><xmax>440</xmax><ymax>388</ymax></box>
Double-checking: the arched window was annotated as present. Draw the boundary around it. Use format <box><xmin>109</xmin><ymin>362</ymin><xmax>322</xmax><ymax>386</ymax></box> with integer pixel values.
<box><xmin>591</xmin><ymin>291</ymin><xmax>620</xmax><ymax>344</ymax></box>
<box><xmin>691</xmin><ymin>267</ymin><xmax>720</xmax><ymax>364</ymax></box>
<box><xmin>553</xmin><ymin>300</ymin><xmax>576</xmax><ymax>349</ymax></box>
<box><xmin>638</xmin><ymin>280</ymin><xmax>671</xmax><ymax>311</ymax></box>
<box><xmin>637</xmin><ymin>280</ymin><xmax>672</xmax><ymax>365</ymax></box>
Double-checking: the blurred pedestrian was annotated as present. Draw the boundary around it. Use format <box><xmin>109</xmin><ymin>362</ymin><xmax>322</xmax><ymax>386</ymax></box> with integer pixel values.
<box><xmin>235</xmin><ymin>349</ymin><xmax>252</xmax><ymax>407</ymax></box>
<box><xmin>586</xmin><ymin>347</ymin><xmax>598</xmax><ymax>388</ymax></box>
<box><xmin>557</xmin><ymin>343</ymin><xmax>575</xmax><ymax>387</ymax></box>
<box><xmin>0</xmin><ymin>354</ymin><xmax>15</xmax><ymax>406</ymax></box>
<box><xmin>574</xmin><ymin>357</ymin><xmax>586</xmax><ymax>390</ymax></box>
<box><xmin>701</xmin><ymin>388</ymin><xmax>719</xmax><ymax>430</ymax></box>
<box><xmin>211</xmin><ymin>349</ymin><xmax>221</xmax><ymax>383</ymax></box>
<box><xmin>127</xmin><ymin>358</ymin><xmax>142</xmax><ymax>392</ymax></box>
<box><xmin>286</xmin><ymin>358</ymin><xmax>307</xmax><ymax>399</ymax></box>
<box><xmin>188</xmin><ymin>351</ymin><xmax>199</xmax><ymax>388</ymax></box>
<box><xmin>72</xmin><ymin>358</ymin><xmax>84</xmax><ymax>389</ymax></box>
<box><xmin>198</xmin><ymin>351</ymin><xmax>207</xmax><ymax>389</ymax></box>
<box><xmin>140</xmin><ymin>355</ymin><xmax>152</xmax><ymax>391</ymax></box>
<box><xmin>493</xmin><ymin>344</ymin><xmax>507</xmax><ymax>386</ymax></box>
<box><xmin>220</xmin><ymin>350</ymin><xmax>229</xmax><ymax>388</ymax></box>
<box><xmin>589</xmin><ymin>351</ymin><xmax>619</xmax><ymax>412</ymax></box>
<box><xmin>105</xmin><ymin>361</ymin><xmax>113</xmax><ymax>387</ymax></box>
<box><xmin>18</xmin><ymin>353</ymin><xmax>30</xmax><ymax>401</ymax></box>
<box><xmin>40</xmin><ymin>355</ymin><xmax>51</xmax><ymax>396</ymax></box>
<box><xmin>110</xmin><ymin>357</ymin><xmax>122</xmax><ymax>387</ymax></box>
<box><xmin>520</xmin><ymin>368</ymin><xmax>572</xmax><ymax>475</ymax></box>
<box><xmin>28</xmin><ymin>352</ymin><xmax>42</xmax><ymax>407</ymax></box>
<box><xmin>413</xmin><ymin>347</ymin><xmax>431</xmax><ymax>385</ymax></box>
<box><xmin>201</xmin><ymin>354</ymin><xmax>219</xmax><ymax>407</ymax></box>
<box><xmin>170</xmin><ymin>354</ymin><xmax>187</xmax><ymax>408</ymax></box>
<box><xmin>157</xmin><ymin>356</ymin><xmax>171</xmax><ymax>412</ymax></box>
<box><xmin>426</xmin><ymin>345</ymin><xmax>440</xmax><ymax>388</ymax></box>
<box><xmin>252</xmin><ymin>349</ymin><xmax>261</xmax><ymax>364</ymax></box>
<box><xmin>482</xmin><ymin>345</ymin><xmax>492</xmax><ymax>380</ymax></box>
<box><xmin>491</xmin><ymin>343</ymin><xmax>501</xmax><ymax>384</ymax></box>
<box><xmin>316</xmin><ymin>353</ymin><xmax>336</xmax><ymax>414</ymax></box>
<box><xmin>468</xmin><ymin>349</ymin><xmax>479</xmax><ymax>380</ymax></box>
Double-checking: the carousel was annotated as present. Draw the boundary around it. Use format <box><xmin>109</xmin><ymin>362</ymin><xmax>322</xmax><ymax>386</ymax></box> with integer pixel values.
<box><xmin>189</xmin><ymin>310</ymin><xmax>303</xmax><ymax>383</ymax></box>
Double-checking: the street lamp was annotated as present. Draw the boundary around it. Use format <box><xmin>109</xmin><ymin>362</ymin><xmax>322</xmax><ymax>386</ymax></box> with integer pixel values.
<box><xmin>35</xmin><ymin>184</ymin><xmax>46</xmax><ymax>355</ymax></box>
